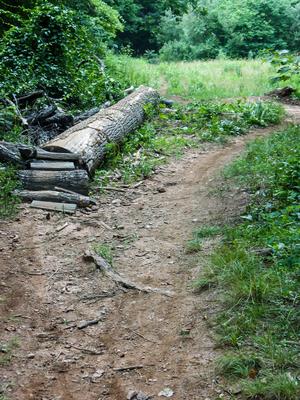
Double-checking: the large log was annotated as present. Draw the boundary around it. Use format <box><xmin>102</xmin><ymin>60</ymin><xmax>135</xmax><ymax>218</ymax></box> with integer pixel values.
<box><xmin>18</xmin><ymin>170</ymin><xmax>89</xmax><ymax>195</ymax></box>
<box><xmin>43</xmin><ymin>86</ymin><xmax>160</xmax><ymax>175</ymax></box>
<box><xmin>14</xmin><ymin>189</ymin><xmax>95</xmax><ymax>208</ymax></box>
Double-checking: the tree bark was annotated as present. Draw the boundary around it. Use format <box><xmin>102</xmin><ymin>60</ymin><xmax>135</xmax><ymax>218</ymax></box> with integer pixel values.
<box><xmin>18</xmin><ymin>170</ymin><xmax>89</xmax><ymax>195</ymax></box>
<box><xmin>14</xmin><ymin>189</ymin><xmax>95</xmax><ymax>207</ymax></box>
<box><xmin>43</xmin><ymin>86</ymin><xmax>160</xmax><ymax>175</ymax></box>
<box><xmin>0</xmin><ymin>141</ymin><xmax>35</xmax><ymax>165</ymax></box>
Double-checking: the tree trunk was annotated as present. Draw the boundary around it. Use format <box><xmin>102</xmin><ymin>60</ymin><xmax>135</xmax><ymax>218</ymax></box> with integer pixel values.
<box><xmin>18</xmin><ymin>170</ymin><xmax>89</xmax><ymax>195</ymax></box>
<box><xmin>42</xmin><ymin>86</ymin><xmax>160</xmax><ymax>175</ymax></box>
<box><xmin>14</xmin><ymin>189</ymin><xmax>95</xmax><ymax>208</ymax></box>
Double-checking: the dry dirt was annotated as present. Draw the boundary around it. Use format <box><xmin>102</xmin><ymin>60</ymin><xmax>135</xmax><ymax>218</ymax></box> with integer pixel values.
<box><xmin>1</xmin><ymin>104</ymin><xmax>299</xmax><ymax>400</ymax></box>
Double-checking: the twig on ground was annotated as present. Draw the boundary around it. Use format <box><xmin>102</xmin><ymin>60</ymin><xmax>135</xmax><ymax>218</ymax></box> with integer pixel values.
<box><xmin>113</xmin><ymin>365</ymin><xmax>144</xmax><ymax>372</ymax></box>
<box><xmin>83</xmin><ymin>250</ymin><xmax>173</xmax><ymax>297</ymax></box>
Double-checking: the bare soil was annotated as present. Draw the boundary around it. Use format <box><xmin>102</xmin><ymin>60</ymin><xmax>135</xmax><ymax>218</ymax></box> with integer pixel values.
<box><xmin>1</xmin><ymin>105</ymin><xmax>299</xmax><ymax>400</ymax></box>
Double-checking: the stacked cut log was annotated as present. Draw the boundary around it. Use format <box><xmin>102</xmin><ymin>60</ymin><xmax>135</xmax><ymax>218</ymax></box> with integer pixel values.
<box><xmin>1</xmin><ymin>86</ymin><xmax>160</xmax><ymax>214</ymax></box>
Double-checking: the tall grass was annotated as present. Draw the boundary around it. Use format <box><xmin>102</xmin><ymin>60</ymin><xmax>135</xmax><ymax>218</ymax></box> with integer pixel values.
<box><xmin>114</xmin><ymin>56</ymin><xmax>275</xmax><ymax>100</ymax></box>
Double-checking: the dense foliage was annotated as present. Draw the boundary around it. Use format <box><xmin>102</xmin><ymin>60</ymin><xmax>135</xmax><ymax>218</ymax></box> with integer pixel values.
<box><xmin>158</xmin><ymin>0</ymin><xmax>300</xmax><ymax>61</ymax></box>
<box><xmin>0</xmin><ymin>1</ymin><xmax>123</xmax><ymax>109</ymax></box>
<box><xmin>103</xmin><ymin>0</ymin><xmax>189</xmax><ymax>54</ymax></box>
<box><xmin>266</xmin><ymin>50</ymin><xmax>300</xmax><ymax>95</ymax></box>
<box><xmin>196</xmin><ymin>126</ymin><xmax>300</xmax><ymax>399</ymax></box>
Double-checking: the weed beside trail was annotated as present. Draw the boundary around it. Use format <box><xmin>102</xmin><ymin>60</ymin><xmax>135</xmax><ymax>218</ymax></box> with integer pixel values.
<box><xmin>0</xmin><ymin>166</ymin><xmax>20</xmax><ymax>218</ymax></box>
<box><xmin>195</xmin><ymin>125</ymin><xmax>300</xmax><ymax>400</ymax></box>
<box><xmin>94</xmin><ymin>100</ymin><xmax>284</xmax><ymax>188</ymax></box>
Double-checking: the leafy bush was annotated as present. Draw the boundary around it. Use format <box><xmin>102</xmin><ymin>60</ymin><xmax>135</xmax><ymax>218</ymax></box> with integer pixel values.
<box><xmin>0</xmin><ymin>1</ymin><xmax>123</xmax><ymax>110</ymax></box>
<box><xmin>176</xmin><ymin>100</ymin><xmax>284</xmax><ymax>142</ymax></box>
<box><xmin>265</xmin><ymin>50</ymin><xmax>300</xmax><ymax>96</ymax></box>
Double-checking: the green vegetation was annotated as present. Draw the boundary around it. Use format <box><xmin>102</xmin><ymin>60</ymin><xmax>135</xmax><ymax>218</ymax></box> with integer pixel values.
<box><xmin>187</xmin><ymin>226</ymin><xmax>222</xmax><ymax>253</ymax></box>
<box><xmin>266</xmin><ymin>50</ymin><xmax>300</xmax><ymax>97</ymax></box>
<box><xmin>103</xmin><ymin>0</ymin><xmax>188</xmax><ymax>54</ymax></box>
<box><xmin>0</xmin><ymin>166</ymin><xmax>20</xmax><ymax>218</ymax></box>
<box><xmin>0</xmin><ymin>337</ymin><xmax>19</xmax><ymax>366</ymax></box>
<box><xmin>116</xmin><ymin>56</ymin><xmax>275</xmax><ymax>100</ymax></box>
<box><xmin>0</xmin><ymin>1</ymin><xmax>123</xmax><ymax>110</ymax></box>
<box><xmin>157</xmin><ymin>0</ymin><xmax>300</xmax><ymax>61</ymax></box>
<box><xmin>94</xmin><ymin>100</ymin><xmax>284</xmax><ymax>187</ymax></box>
<box><xmin>195</xmin><ymin>125</ymin><xmax>300</xmax><ymax>399</ymax></box>
<box><xmin>94</xmin><ymin>243</ymin><xmax>114</xmax><ymax>265</ymax></box>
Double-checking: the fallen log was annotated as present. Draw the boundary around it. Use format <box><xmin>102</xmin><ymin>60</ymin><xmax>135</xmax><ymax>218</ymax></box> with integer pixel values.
<box><xmin>43</xmin><ymin>86</ymin><xmax>160</xmax><ymax>175</ymax></box>
<box><xmin>0</xmin><ymin>141</ymin><xmax>35</xmax><ymax>165</ymax></box>
<box><xmin>18</xmin><ymin>170</ymin><xmax>89</xmax><ymax>195</ymax></box>
<box><xmin>84</xmin><ymin>250</ymin><xmax>173</xmax><ymax>297</ymax></box>
<box><xmin>14</xmin><ymin>189</ymin><xmax>95</xmax><ymax>207</ymax></box>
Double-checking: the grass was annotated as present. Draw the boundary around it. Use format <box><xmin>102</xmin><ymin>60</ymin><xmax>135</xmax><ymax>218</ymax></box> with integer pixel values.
<box><xmin>187</xmin><ymin>225</ymin><xmax>222</xmax><ymax>253</ymax></box>
<box><xmin>0</xmin><ymin>165</ymin><xmax>20</xmax><ymax>219</ymax></box>
<box><xmin>94</xmin><ymin>100</ymin><xmax>284</xmax><ymax>188</ymax></box>
<box><xmin>114</xmin><ymin>56</ymin><xmax>276</xmax><ymax>100</ymax></box>
<box><xmin>194</xmin><ymin>125</ymin><xmax>300</xmax><ymax>399</ymax></box>
<box><xmin>93</xmin><ymin>243</ymin><xmax>114</xmax><ymax>265</ymax></box>
<box><xmin>0</xmin><ymin>337</ymin><xmax>19</xmax><ymax>366</ymax></box>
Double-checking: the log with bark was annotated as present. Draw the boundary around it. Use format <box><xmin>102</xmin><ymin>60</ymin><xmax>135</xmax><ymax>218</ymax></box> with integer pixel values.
<box><xmin>43</xmin><ymin>86</ymin><xmax>160</xmax><ymax>175</ymax></box>
<box><xmin>14</xmin><ymin>189</ymin><xmax>95</xmax><ymax>208</ymax></box>
<box><xmin>0</xmin><ymin>141</ymin><xmax>35</xmax><ymax>165</ymax></box>
<box><xmin>17</xmin><ymin>170</ymin><xmax>89</xmax><ymax>195</ymax></box>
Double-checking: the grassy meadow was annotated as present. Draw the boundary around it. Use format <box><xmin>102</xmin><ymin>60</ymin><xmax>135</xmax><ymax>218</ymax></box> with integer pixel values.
<box><xmin>115</xmin><ymin>56</ymin><xmax>275</xmax><ymax>100</ymax></box>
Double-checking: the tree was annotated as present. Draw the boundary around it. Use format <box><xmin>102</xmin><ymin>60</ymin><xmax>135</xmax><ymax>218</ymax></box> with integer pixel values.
<box><xmin>104</xmin><ymin>0</ymin><xmax>189</xmax><ymax>54</ymax></box>
<box><xmin>157</xmin><ymin>0</ymin><xmax>299</xmax><ymax>61</ymax></box>
<box><xmin>0</xmin><ymin>0</ymin><xmax>123</xmax><ymax>108</ymax></box>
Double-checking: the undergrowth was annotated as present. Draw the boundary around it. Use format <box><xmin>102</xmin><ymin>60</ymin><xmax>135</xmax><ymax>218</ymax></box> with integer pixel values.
<box><xmin>195</xmin><ymin>125</ymin><xmax>300</xmax><ymax>400</ymax></box>
<box><xmin>114</xmin><ymin>56</ymin><xmax>275</xmax><ymax>100</ymax></box>
<box><xmin>0</xmin><ymin>166</ymin><xmax>20</xmax><ymax>219</ymax></box>
<box><xmin>94</xmin><ymin>100</ymin><xmax>284</xmax><ymax>188</ymax></box>
<box><xmin>93</xmin><ymin>243</ymin><xmax>114</xmax><ymax>266</ymax></box>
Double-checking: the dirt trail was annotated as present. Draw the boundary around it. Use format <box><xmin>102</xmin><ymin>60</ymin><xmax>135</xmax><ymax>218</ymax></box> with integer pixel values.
<box><xmin>1</xmin><ymin>105</ymin><xmax>299</xmax><ymax>400</ymax></box>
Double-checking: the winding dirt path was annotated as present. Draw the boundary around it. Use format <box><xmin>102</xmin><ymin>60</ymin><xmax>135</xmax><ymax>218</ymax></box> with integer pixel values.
<box><xmin>1</xmin><ymin>105</ymin><xmax>299</xmax><ymax>400</ymax></box>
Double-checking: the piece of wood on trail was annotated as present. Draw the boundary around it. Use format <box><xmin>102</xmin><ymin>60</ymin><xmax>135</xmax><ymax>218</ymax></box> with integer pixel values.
<box><xmin>83</xmin><ymin>250</ymin><xmax>173</xmax><ymax>297</ymax></box>
<box><xmin>14</xmin><ymin>189</ymin><xmax>95</xmax><ymax>208</ymax></box>
<box><xmin>29</xmin><ymin>161</ymin><xmax>75</xmax><ymax>171</ymax></box>
<box><xmin>30</xmin><ymin>200</ymin><xmax>77</xmax><ymax>214</ymax></box>
<box><xmin>18</xmin><ymin>169</ymin><xmax>89</xmax><ymax>195</ymax></box>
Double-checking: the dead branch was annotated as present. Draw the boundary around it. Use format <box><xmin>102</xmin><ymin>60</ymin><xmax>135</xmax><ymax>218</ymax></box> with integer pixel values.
<box><xmin>83</xmin><ymin>250</ymin><xmax>173</xmax><ymax>297</ymax></box>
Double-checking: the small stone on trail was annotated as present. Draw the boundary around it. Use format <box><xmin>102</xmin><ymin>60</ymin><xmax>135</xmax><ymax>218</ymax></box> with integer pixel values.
<box><xmin>157</xmin><ymin>186</ymin><xmax>166</xmax><ymax>193</ymax></box>
<box><xmin>127</xmin><ymin>391</ymin><xmax>151</xmax><ymax>400</ymax></box>
<box><xmin>158</xmin><ymin>388</ymin><xmax>174</xmax><ymax>397</ymax></box>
